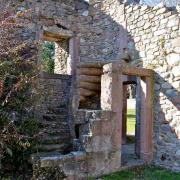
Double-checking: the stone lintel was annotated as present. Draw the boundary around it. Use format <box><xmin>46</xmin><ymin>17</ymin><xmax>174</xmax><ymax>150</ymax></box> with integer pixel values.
<box><xmin>121</xmin><ymin>66</ymin><xmax>154</xmax><ymax>77</ymax></box>
<box><xmin>43</xmin><ymin>25</ymin><xmax>74</xmax><ymax>41</ymax></box>
<box><xmin>103</xmin><ymin>63</ymin><xmax>154</xmax><ymax>77</ymax></box>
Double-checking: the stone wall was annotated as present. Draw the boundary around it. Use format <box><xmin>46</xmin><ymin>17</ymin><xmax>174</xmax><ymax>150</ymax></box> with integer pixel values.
<box><xmin>54</xmin><ymin>39</ymin><xmax>69</xmax><ymax>74</ymax></box>
<box><xmin>37</xmin><ymin>74</ymin><xmax>72</xmax><ymax>114</ymax></box>
<box><xmin>79</xmin><ymin>0</ymin><xmax>127</xmax><ymax>62</ymax></box>
<box><xmin>122</xmin><ymin>4</ymin><xmax>180</xmax><ymax>171</ymax></box>
<box><xmin>17</xmin><ymin>0</ymin><xmax>89</xmax><ymax>73</ymax></box>
<box><xmin>16</xmin><ymin>0</ymin><xmax>129</xmax><ymax>77</ymax></box>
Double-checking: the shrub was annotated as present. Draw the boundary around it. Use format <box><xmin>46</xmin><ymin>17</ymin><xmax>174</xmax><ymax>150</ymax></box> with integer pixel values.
<box><xmin>0</xmin><ymin>2</ymin><xmax>40</xmax><ymax>176</ymax></box>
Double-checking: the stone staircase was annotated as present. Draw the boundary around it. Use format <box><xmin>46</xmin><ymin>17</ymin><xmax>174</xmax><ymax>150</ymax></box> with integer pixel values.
<box><xmin>31</xmin><ymin>110</ymin><xmax>122</xmax><ymax>179</ymax></box>
<box><xmin>37</xmin><ymin>106</ymin><xmax>72</xmax><ymax>153</ymax></box>
<box><xmin>77</xmin><ymin>61</ymin><xmax>128</xmax><ymax>109</ymax></box>
<box><xmin>36</xmin><ymin>74</ymin><xmax>73</xmax><ymax>154</ymax></box>
<box><xmin>77</xmin><ymin>62</ymin><xmax>103</xmax><ymax>109</ymax></box>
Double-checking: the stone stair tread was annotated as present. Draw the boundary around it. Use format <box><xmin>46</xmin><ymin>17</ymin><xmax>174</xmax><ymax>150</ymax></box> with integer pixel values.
<box><xmin>43</xmin><ymin>114</ymin><xmax>68</xmax><ymax>117</ymax></box>
<box><xmin>42</xmin><ymin>114</ymin><xmax>68</xmax><ymax>121</ymax></box>
<box><xmin>38</xmin><ymin>143</ymin><xmax>71</xmax><ymax>152</ymax></box>
<box><xmin>38</xmin><ymin>133</ymin><xmax>71</xmax><ymax>138</ymax></box>
<box><xmin>39</xmin><ymin>121</ymin><xmax>69</xmax><ymax>129</ymax></box>
<box><xmin>37</xmin><ymin>151</ymin><xmax>86</xmax><ymax>171</ymax></box>
<box><xmin>41</xmin><ymin>128</ymin><xmax>70</xmax><ymax>136</ymax></box>
<box><xmin>47</xmin><ymin>108</ymin><xmax>68</xmax><ymax>114</ymax></box>
<box><xmin>30</xmin><ymin>152</ymin><xmax>62</xmax><ymax>163</ymax></box>
<box><xmin>39</xmin><ymin>120</ymin><xmax>68</xmax><ymax>125</ymax></box>
<box><xmin>40</xmin><ymin>136</ymin><xmax>71</xmax><ymax>144</ymax></box>
<box><xmin>42</xmin><ymin>128</ymin><xmax>70</xmax><ymax>132</ymax></box>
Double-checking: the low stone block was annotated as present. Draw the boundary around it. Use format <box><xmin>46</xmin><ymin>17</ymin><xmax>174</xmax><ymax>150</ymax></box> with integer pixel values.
<box><xmin>87</xmin><ymin>151</ymin><xmax>121</xmax><ymax>177</ymax></box>
<box><xmin>81</xmin><ymin>135</ymin><xmax>112</xmax><ymax>153</ymax></box>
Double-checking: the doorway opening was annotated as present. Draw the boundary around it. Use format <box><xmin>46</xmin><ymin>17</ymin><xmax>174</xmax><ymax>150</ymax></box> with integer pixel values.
<box><xmin>121</xmin><ymin>76</ymin><xmax>143</xmax><ymax>166</ymax></box>
<box><xmin>101</xmin><ymin>64</ymin><xmax>153</xmax><ymax>166</ymax></box>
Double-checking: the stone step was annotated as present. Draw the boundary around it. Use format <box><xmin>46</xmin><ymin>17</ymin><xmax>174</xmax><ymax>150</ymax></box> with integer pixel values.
<box><xmin>46</xmin><ymin>107</ymin><xmax>68</xmax><ymax>114</ymax></box>
<box><xmin>40</xmin><ymin>135</ymin><xmax>71</xmax><ymax>145</ymax></box>
<box><xmin>30</xmin><ymin>152</ymin><xmax>62</xmax><ymax>164</ymax></box>
<box><xmin>39</xmin><ymin>121</ymin><xmax>69</xmax><ymax>129</ymax></box>
<box><xmin>42</xmin><ymin>114</ymin><xmax>68</xmax><ymax>121</ymax></box>
<box><xmin>47</xmin><ymin>104</ymin><xmax>68</xmax><ymax>110</ymax></box>
<box><xmin>41</xmin><ymin>128</ymin><xmax>71</xmax><ymax>136</ymax></box>
<box><xmin>37</xmin><ymin>143</ymin><xmax>72</xmax><ymax>152</ymax></box>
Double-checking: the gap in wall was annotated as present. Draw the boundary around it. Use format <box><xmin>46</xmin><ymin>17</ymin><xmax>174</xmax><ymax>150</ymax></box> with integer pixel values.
<box><xmin>122</xmin><ymin>79</ymin><xmax>141</xmax><ymax>166</ymax></box>
<box><xmin>42</xmin><ymin>41</ymin><xmax>55</xmax><ymax>74</ymax></box>
<box><xmin>42</xmin><ymin>31</ymin><xmax>70</xmax><ymax>75</ymax></box>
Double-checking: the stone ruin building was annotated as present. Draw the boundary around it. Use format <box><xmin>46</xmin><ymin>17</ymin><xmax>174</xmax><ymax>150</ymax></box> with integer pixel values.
<box><xmin>11</xmin><ymin>0</ymin><xmax>180</xmax><ymax>179</ymax></box>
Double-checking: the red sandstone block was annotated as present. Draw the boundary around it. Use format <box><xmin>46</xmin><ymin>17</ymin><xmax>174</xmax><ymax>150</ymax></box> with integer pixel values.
<box><xmin>91</xmin><ymin>120</ymin><xmax>112</xmax><ymax>135</ymax></box>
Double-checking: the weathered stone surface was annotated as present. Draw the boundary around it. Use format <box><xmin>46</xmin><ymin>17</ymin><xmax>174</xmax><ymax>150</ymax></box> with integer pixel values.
<box><xmin>54</xmin><ymin>40</ymin><xmax>69</xmax><ymax>74</ymax></box>
<box><xmin>161</xmin><ymin>82</ymin><xmax>172</xmax><ymax>89</ymax></box>
<box><xmin>172</xmin><ymin>37</ymin><xmax>180</xmax><ymax>47</ymax></box>
<box><xmin>167</xmin><ymin>53</ymin><xmax>180</xmax><ymax>65</ymax></box>
<box><xmin>79</xmin><ymin>81</ymin><xmax>100</xmax><ymax>91</ymax></box>
<box><xmin>172</xmin><ymin>66</ymin><xmax>180</xmax><ymax>77</ymax></box>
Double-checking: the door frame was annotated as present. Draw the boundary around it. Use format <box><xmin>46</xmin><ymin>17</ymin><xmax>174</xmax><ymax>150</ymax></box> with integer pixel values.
<box><xmin>101</xmin><ymin>63</ymin><xmax>154</xmax><ymax>163</ymax></box>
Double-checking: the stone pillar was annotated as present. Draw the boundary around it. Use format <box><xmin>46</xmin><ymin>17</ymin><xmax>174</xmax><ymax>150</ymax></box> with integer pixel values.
<box><xmin>144</xmin><ymin>77</ymin><xmax>153</xmax><ymax>162</ymax></box>
<box><xmin>135</xmin><ymin>77</ymin><xmax>141</xmax><ymax>157</ymax></box>
<box><xmin>140</xmin><ymin>77</ymin><xmax>153</xmax><ymax>162</ymax></box>
<box><xmin>101</xmin><ymin>63</ymin><xmax>123</xmax><ymax>112</ymax></box>
<box><xmin>101</xmin><ymin>63</ymin><xmax>123</xmax><ymax>153</ymax></box>
<box><xmin>67</xmin><ymin>37</ymin><xmax>80</xmax><ymax>75</ymax></box>
<box><xmin>122</xmin><ymin>85</ymin><xmax>127</xmax><ymax>144</ymax></box>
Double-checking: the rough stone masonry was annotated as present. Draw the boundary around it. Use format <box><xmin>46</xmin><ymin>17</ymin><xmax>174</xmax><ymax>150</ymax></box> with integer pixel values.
<box><xmin>123</xmin><ymin>4</ymin><xmax>180</xmax><ymax>171</ymax></box>
<box><xmin>10</xmin><ymin>0</ymin><xmax>180</xmax><ymax>178</ymax></box>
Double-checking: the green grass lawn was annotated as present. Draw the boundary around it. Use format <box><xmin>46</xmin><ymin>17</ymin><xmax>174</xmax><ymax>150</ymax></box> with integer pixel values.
<box><xmin>101</xmin><ymin>166</ymin><xmax>180</xmax><ymax>180</ymax></box>
<box><xmin>127</xmin><ymin>109</ymin><xmax>136</xmax><ymax>135</ymax></box>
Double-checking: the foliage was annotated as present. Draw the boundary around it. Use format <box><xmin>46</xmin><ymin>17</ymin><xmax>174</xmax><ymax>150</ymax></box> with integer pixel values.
<box><xmin>0</xmin><ymin>2</ymin><xmax>40</xmax><ymax>176</ymax></box>
<box><xmin>42</xmin><ymin>41</ymin><xmax>55</xmax><ymax>73</ymax></box>
<box><xmin>32</xmin><ymin>166</ymin><xmax>66</xmax><ymax>180</ymax></box>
